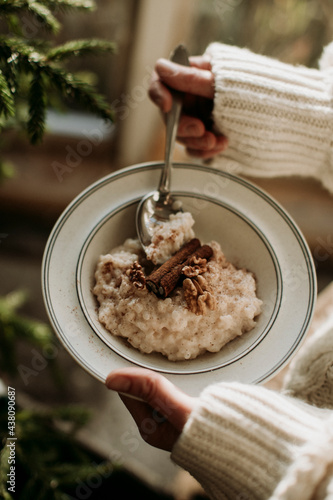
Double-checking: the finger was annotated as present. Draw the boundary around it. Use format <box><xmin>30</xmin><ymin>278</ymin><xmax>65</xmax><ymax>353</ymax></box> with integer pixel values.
<box><xmin>177</xmin><ymin>115</ymin><xmax>206</xmax><ymax>138</ymax></box>
<box><xmin>118</xmin><ymin>392</ymin><xmax>181</xmax><ymax>451</ymax></box>
<box><xmin>119</xmin><ymin>393</ymin><xmax>171</xmax><ymax>430</ymax></box>
<box><xmin>154</xmin><ymin>58</ymin><xmax>214</xmax><ymax>99</ymax></box>
<box><xmin>180</xmin><ymin>131</ymin><xmax>228</xmax><ymax>151</ymax></box>
<box><xmin>118</xmin><ymin>392</ymin><xmax>155</xmax><ymax>428</ymax></box>
<box><xmin>148</xmin><ymin>55</ymin><xmax>213</xmax><ymax>114</ymax></box>
<box><xmin>184</xmin><ymin>135</ymin><xmax>229</xmax><ymax>159</ymax></box>
<box><xmin>178</xmin><ymin>130</ymin><xmax>217</xmax><ymax>150</ymax></box>
<box><xmin>106</xmin><ymin>367</ymin><xmax>195</xmax><ymax>431</ymax></box>
<box><xmin>149</xmin><ymin>71</ymin><xmax>172</xmax><ymax>113</ymax></box>
<box><xmin>189</xmin><ymin>55</ymin><xmax>212</xmax><ymax>70</ymax></box>
<box><xmin>186</xmin><ymin>142</ymin><xmax>228</xmax><ymax>159</ymax></box>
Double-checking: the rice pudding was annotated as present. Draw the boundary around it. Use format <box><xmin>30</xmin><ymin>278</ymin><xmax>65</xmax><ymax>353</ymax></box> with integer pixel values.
<box><xmin>93</xmin><ymin>235</ymin><xmax>262</xmax><ymax>361</ymax></box>
<box><xmin>145</xmin><ymin>211</ymin><xmax>195</xmax><ymax>265</ymax></box>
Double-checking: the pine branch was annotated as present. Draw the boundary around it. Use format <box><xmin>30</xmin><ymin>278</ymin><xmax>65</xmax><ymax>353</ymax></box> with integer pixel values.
<box><xmin>43</xmin><ymin>0</ymin><xmax>95</xmax><ymax>12</ymax></box>
<box><xmin>0</xmin><ymin>403</ymin><xmax>119</xmax><ymax>499</ymax></box>
<box><xmin>0</xmin><ymin>39</ymin><xmax>18</xmax><ymax>94</ymax></box>
<box><xmin>4</xmin><ymin>13</ymin><xmax>22</xmax><ymax>37</ymax></box>
<box><xmin>0</xmin><ymin>0</ymin><xmax>61</xmax><ymax>33</ymax></box>
<box><xmin>16</xmin><ymin>406</ymin><xmax>91</xmax><ymax>433</ymax></box>
<box><xmin>0</xmin><ymin>0</ymin><xmax>95</xmax><ymax>37</ymax></box>
<box><xmin>47</xmin><ymin>39</ymin><xmax>116</xmax><ymax>62</ymax></box>
<box><xmin>46</xmin><ymin>461</ymin><xmax>116</xmax><ymax>487</ymax></box>
<box><xmin>28</xmin><ymin>1</ymin><xmax>61</xmax><ymax>33</ymax></box>
<box><xmin>43</xmin><ymin>65</ymin><xmax>114</xmax><ymax>121</ymax></box>
<box><xmin>0</xmin><ymin>70</ymin><xmax>15</xmax><ymax>118</ymax></box>
<box><xmin>0</xmin><ymin>1</ymin><xmax>115</xmax><ymax>148</ymax></box>
<box><xmin>0</xmin><ymin>37</ymin><xmax>114</xmax><ymax>124</ymax></box>
<box><xmin>0</xmin><ymin>291</ymin><xmax>56</xmax><ymax>376</ymax></box>
<box><xmin>0</xmin><ymin>445</ymin><xmax>13</xmax><ymax>500</ymax></box>
<box><xmin>27</xmin><ymin>69</ymin><xmax>45</xmax><ymax>143</ymax></box>
<box><xmin>0</xmin><ymin>0</ymin><xmax>96</xmax><ymax>20</ymax></box>
<box><xmin>0</xmin><ymin>36</ymin><xmax>42</xmax><ymax>62</ymax></box>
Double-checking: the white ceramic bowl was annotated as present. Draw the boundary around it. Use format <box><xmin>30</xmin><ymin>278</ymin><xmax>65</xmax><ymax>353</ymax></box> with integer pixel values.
<box><xmin>42</xmin><ymin>162</ymin><xmax>316</xmax><ymax>395</ymax></box>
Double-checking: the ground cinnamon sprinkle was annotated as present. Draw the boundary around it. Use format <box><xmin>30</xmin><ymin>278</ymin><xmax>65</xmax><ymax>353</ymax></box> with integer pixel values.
<box><xmin>93</xmin><ymin>238</ymin><xmax>263</xmax><ymax>362</ymax></box>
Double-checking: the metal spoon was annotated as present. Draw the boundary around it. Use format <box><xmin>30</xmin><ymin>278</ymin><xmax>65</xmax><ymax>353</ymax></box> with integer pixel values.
<box><xmin>136</xmin><ymin>44</ymin><xmax>190</xmax><ymax>250</ymax></box>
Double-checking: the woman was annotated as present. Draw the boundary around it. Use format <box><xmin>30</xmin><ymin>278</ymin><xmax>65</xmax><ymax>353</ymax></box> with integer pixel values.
<box><xmin>106</xmin><ymin>42</ymin><xmax>333</xmax><ymax>499</ymax></box>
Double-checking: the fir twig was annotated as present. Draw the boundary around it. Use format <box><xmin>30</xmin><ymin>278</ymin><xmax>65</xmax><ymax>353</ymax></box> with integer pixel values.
<box><xmin>27</xmin><ymin>69</ymin><xmax>45</xmax><ymax>143</ymax></box>
<box><xmin>44</xmin><ymin>65</ymin><xmax>113</xmax><ymax>121</ymax></box>
<box><xmin>43</xmin><ymin>0</ymin><xmax>95</xmax><ymax>13</ymax></box>
<box><xmin>47</xmin><ymin>39</ymin><xmax>116</xmax><ymax>62</ymax></box>
<box><xmin>0</xmin><ymin>0</ymin><xmax>61</xmax><ymax>33</ymax></box>
<box><xmin>28</xmin><ymin>1</ymin><xmax>61</xmax><ymax>33</ymax></box>
<box><xmin>0</xmin><ymin>36</ymin><xmax>114</xmax><ymax>132</ymax></box>
<box><xmin>0</xmin><ymin>70</ymin><xmax>15</xmax><ymax>118</ymax></box>
<box><xmin>0</xmin><ymin>444</ymin><xmax>13</xmax><ymax>500</ymax></box>
<box><xmin>0</xmin><ymin>0</ymin><xmax>114</xmax><ymax>158</ymax></box>
<box><xmin>0</xmin><ymin>291</ymin><xmax>56</xmax><ymax>377</ymax></box>
<box><xmin>0</xmin><ymin>403</ymin><xmax>119</xmax><ymax>499</ymax></box>
<box><xmin>46</xmin><ymin>461</ymin><xmax>116</xmax><ymax>487</ymax></box>
<box><xmin>16</xmin><ymin>405</ymin><xmax>91</xmax><ymax>434</ymax></box>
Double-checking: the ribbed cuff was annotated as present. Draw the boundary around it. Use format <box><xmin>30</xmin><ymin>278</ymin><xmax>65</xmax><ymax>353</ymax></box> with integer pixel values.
<box><xmin>171</xmin><ymin>382</ymin><xmax>327</xmax><ymax>500</ymax></box>
<box><xmin>204</xmin><ymin>42</ymin><xmax>333</xmax><ymax>194</ymax></box>
<box><xmin>284</xmin><ymin>316</ymin><xmax>333</xmax><ymax>409</ymax></box>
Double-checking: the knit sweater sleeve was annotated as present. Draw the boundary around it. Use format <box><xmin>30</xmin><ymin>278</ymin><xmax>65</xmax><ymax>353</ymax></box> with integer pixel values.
<box><xmin>171</xmin><ymin>382</ymin><xmax>333</xmax><ymax>500</ymax></box>
<box><xmin>204</xmin><ymin>42</ymin><xmax>333</xmax><ymax>194</ymax></box>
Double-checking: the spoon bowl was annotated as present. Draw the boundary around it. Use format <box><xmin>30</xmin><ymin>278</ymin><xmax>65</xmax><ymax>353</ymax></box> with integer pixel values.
<box><xmin>136</xmin><ymin>44</ymin><xmax>190</xmax><ymax>251</ymax></box>
<box><xmin>136</xmin><ymin>191</ymin><xmax>183</xmax><ymax>247</ymax></box>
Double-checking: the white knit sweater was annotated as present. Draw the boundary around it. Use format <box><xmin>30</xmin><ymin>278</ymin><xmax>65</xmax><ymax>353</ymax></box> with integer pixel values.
<box><xmin>204</xmin><ymin>42</ymin><xmax>333</xmax><ymax>194</ymax></box>
<box><xmin>171</xmin><ymin>43</ymin><xmax>333</xmax><ymax>500</ymax></box>
<box><xmin>172</xmin><ymin>383</ymin><xmax>333</xmax><ymax>500</ymax></box>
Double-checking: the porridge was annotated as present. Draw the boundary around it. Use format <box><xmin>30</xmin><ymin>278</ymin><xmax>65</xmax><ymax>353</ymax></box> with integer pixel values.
<box><xmin>93</xmin><ymin>216</ymin><xmax>262</xmax><ymax>361</ymax></box>
<box><xmin>145</xmin><ymin>211</ymin><xmax>195</xmax><ymax>264</ymax></box>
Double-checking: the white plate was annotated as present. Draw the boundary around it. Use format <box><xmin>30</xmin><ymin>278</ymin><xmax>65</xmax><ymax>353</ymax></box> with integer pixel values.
<box><xmin>42</xmin><ymin>162</ymin><xmax>316</xmax><ymax>396</ymax></box>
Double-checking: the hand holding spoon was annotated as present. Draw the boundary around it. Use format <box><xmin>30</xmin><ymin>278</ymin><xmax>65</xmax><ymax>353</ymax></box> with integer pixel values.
<box><xmin>136</xmin><ymin>44</ymin><xmax>190</xmax><ymax>251</ymax></box>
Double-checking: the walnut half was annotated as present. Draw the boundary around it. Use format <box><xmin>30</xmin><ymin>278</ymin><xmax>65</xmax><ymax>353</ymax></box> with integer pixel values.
<box><xmin>182</xmin><ymin>256</ymin><xmax>208</xmax><ymax>278</ymax></box>
<box><xmin>126</xmin><ymin>261</ymin><xmax>146</xmax><ymax>289</ymax></box>
<box><xmin>183</xmin><ymin>275</ymin><xmax>216</xmax><ymax>315</ymax></box>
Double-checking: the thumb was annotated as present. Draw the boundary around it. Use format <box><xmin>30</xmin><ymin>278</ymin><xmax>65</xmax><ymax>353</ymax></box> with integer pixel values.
<box><xmin>155</xmin><ymin>58</ymin><xmax>215</xmax><ymax>99</ymax></box>
<box><xmin>106</xmin><ymin>367</ymin><xmax>195</xmax><ymax>431</ymax></box>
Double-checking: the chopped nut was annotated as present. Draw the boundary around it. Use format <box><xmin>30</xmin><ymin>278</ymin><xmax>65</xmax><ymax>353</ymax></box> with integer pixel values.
<box><xmin>182</xmin><ymin>256</ymin><xmax>208</xmax><ymax>278</ymax></box>
<box><xmin>197</xmin><ymin>290</ymin><xmax>216</xmax><ymax>315</ymax></box>
<box><xmin>183</xmin><ymin>278</ymin><xmax>198</xmax><ymax>312</ymax></box>
<box><xmin>196</xmin><ymin>274</ymin><xmax>208</xmax><ymax>289</ymax></box>
<box><xmin>183</xmin><ymin>275</ymin><xmax>216</xmax><ymax>315</ymax></box>
<box><xmin>126</xmin><ymin>261</ymin><xmax>146</xmax><ymax>289</ymax></box>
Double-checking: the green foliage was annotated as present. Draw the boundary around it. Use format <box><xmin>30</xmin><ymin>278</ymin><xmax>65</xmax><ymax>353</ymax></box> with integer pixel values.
<box><xmin>0</xmin><ymin>72</ymin><xmax>14</xmax><ymax>118</ymax></box>
<box><xmin>0</xmin><ymin>4</ymin><xmax>118</xmax><ymax>494</ymax></box>
<box><xmin>47</xmin><ymin>38</ymin><xmax>115</xmax><ymax>61</ymax></box>
<box><xmin>0</xmin><ymin>290</ymin><xmax>55</xmax><ymax>378</ymax></box>
<box><xmin>0</xmin><ymin>399</ymin><xmax>118</xmax><ymax>499</ymax></box>
<box><xmin>0</xmin><ymin>0</ymin><xmax>96</xmax><ymax>34</ymax></box>
<box><xmin>0</xmin><ymin>0</ymin><xmax>116</xmax><ymax>150</ymax></box>
<box><xmin>0</xmin><ymin>293</ymin><xmax>118</xmax><ymax>499</ymax></box>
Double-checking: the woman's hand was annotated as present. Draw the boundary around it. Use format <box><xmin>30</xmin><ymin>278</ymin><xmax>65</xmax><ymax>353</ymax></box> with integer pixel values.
<box><xmin>106</xmin><ymin>367</ymin><xmax>196</xmax><ymax>451</ymax></box>
<box><xmin>149</xmin><ymin>55</ymin><xmax>228</xmax><ymax>159</ymax></box>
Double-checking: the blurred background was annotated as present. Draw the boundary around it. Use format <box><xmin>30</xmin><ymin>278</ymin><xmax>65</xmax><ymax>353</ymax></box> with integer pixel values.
<box><xmin>1</xmin><ymin>0</ymin><xmax>333</xmax><ymax>498</ymax></box>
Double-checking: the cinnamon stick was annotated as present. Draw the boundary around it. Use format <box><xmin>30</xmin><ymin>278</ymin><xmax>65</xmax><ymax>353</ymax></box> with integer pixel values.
<box><xmin>159</xmin><ymin>244</ymin><xmax>213</xmax><ymax>298</ymax></box>
<box><xmin>146</xmin><ymin>238</ymin><xmax>201</xmax><ymax>295</ymax></box>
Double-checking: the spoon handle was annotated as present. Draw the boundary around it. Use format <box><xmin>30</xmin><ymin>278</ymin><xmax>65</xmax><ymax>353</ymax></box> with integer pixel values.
<box><xmin>157</xmin><ymin>44</ymin><xmax>190</xmax><ymax>197</ymax></box>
